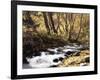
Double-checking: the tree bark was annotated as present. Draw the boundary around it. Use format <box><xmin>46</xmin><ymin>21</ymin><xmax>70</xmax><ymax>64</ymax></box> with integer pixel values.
<box><xmin>48</xmin><ymin>13</ymin><xmax>57</xmax><ymax>33</ymax></box>
<box><xmin>42</xmin><ymin>12</ymin><xmax>51</xmax><ymax>34</ymax></box>
<box><xmin>75</xmin><ymin>14</ymin><xmax>83</xmax><ymax>41</ymax></box>
<box><xmin>68</xmin><ymin>13</ymin><xmax>76</xmax><ymax>41</ymax></box>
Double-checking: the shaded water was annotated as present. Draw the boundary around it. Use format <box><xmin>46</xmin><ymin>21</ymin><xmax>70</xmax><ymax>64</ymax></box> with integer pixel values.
<box><xmin>23</xmin><ymin>44</ymin><xmax>88</xmax><ymax>68</ymax></box>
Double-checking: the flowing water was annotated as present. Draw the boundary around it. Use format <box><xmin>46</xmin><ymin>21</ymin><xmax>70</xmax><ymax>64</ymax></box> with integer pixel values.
<box><xmin>23</xmin><ymin>44</ymin><xmax>88</xmax><ymax>68</ymax></box>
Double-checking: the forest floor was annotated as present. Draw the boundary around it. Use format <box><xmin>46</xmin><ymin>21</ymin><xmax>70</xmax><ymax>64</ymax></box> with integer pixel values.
<box><xmin>59</xmin><ymin>50</ymin><xmax>90</xmax><ymax>67</ymax></box>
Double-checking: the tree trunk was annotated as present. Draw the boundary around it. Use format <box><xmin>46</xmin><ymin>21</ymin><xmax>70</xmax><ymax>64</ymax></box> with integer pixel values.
<box><xmin>68</xmin><ymin>13</ymin><xmax>75</xmax><ymax>41</ymax></box>
<box><xmin>48</xmin><ymin>13</ymin><xmax>57</xmax><ymax>33</ymax></box>
<box><xmin>42</xmin><ymin>12</ymin><xmax>51</xmax><ymax>34</ymax></box>
<box><xmin>75</xmin><ymin>14</ymin><xmax>83</xmax><ymax>41</ymax></box>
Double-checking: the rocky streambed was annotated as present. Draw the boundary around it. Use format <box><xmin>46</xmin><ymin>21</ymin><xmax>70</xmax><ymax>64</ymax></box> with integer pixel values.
<box><xmin>23</xmin><ymin>44</ymin><xmax>89</xmax><ymax>68</ymax></box>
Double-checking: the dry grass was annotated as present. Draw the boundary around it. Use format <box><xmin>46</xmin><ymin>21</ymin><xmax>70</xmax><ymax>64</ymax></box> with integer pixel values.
<box><xmin>59</xmin><ymin>50</ymin><xmax>90</xmax><ymax>67</ymax></box>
